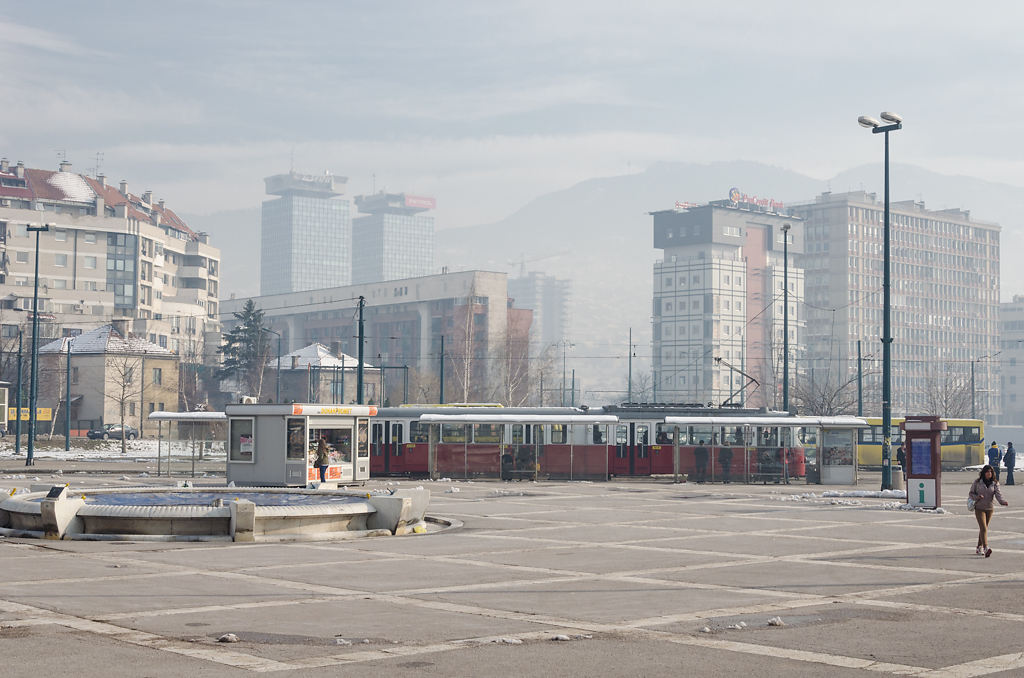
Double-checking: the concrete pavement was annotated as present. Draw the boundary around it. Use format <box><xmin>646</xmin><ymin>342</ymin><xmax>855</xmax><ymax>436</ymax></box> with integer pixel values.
<box><xmin>1</xmin><ymin>469</ymin><xmax>1021</xmax><ymax>677</ymax></box>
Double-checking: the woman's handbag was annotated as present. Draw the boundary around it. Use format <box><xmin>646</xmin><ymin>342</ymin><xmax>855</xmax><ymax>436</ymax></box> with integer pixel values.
<box><xmin>968</xmin><ymin>495</ymin><xmax>977</xmax><ymax>511</ymax></box>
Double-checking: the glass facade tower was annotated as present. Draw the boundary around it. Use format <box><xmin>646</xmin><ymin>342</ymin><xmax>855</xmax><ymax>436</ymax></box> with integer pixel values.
<box><xmin>352</xmin><ymin>193</ymin><xmax>435</xmax><ymax>285</ymax></box>
<box><xmin>260</xmin><ymin>172</ymin><xmax>351</xmax><ymax>295</ymax></box>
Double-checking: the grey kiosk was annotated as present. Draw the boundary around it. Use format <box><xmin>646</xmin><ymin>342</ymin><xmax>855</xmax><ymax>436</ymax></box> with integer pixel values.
<box><xmin>225</xmin><ymin>404</ymin><xmax>375</xmax><ymax>487</ymax></box>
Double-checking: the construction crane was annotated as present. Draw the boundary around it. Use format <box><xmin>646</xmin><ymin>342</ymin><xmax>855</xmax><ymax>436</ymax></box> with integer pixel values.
<box><xmin>507</xmin><ymin>250</ymin><xmax>570</xmax><ymax>278</ymax></box>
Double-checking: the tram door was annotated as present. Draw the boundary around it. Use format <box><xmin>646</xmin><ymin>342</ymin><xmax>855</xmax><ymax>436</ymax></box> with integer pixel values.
<box><xmin>614</xmin><ymin>422</ymin><xmax>652</xmax><ymax>475</ymax></box>
<box><xmin>371</xmin><ymin>422</ymin><xmax>387</xmax><ymax>473</ymax></box>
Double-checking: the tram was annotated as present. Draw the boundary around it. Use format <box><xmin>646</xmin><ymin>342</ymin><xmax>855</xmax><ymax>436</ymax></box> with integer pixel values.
<box><xmin>369</xmin><ymin>404</ymin><xmax>867</xmax><ymax>483</ymax></box>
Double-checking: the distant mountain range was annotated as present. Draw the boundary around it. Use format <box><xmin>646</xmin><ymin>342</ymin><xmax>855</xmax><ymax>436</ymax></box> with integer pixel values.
<box><xmin>188</xmin><ymin>160</ymin><xmax>1024</xmax><ymax>403</ymax></box>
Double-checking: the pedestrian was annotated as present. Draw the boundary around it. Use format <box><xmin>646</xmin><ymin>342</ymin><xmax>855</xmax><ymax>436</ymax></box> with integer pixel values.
<box><xmin>988</xmin><ymin>441</ymin><xmax>1002</xmax><ymax>482</ymax></box>
<box><xmin>719</xmin><ymin>445</ymin><xmax>733</xmax><ymax>483</ymax></box>
<box><xmin>694</xmin><ymin>439</ymin><xmax>708</xmax><ymax>484</ymax></box>
<box><xmin>969</xmin><ymin>464</ymin><xmax>1009</xmax><ymax>557</ymax></box>
<box><xmin>316</xmin><ymin>435</ymin><xmax>330</xmax><ymax>482</ymax></box>
<box><xmin>1005</xmin><ymin>442</ymin><xmax>1016</xmax><ymax>486</ymax></box>
<box><xmin>896</xmin><ymin>444</ymin><xmax>906</xmax><ymax>473</ymax></box>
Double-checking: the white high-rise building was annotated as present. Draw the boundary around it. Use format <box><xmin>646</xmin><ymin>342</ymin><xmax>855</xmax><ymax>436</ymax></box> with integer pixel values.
<box><xmin>651</xmin><ymin>196</ymin><xmax>803</xmax><ymax>408</ymax></box>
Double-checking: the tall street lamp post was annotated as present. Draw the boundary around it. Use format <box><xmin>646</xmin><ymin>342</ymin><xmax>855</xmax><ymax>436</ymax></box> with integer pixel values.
<box><xmin>25</xmin><ymin>223</ymin><xmax>49</xmax><ymax>466</ymax></box>
<box><xmin>858</xmin><ymin>112</ymin><xmax>902</xmax><ymax>491</ymax></box>
<box><xmin>782</xmin><ymin>223</ymin><xmax>791</xmax><ymax>412</ymax></box>
<box><xmin>561</xmin><ymin>339</ymin><xmax>574</xmax><ymax>406</ymax></box>
<box><xmin>971</xmin><ymin>352</ymin><xmax>1001</xmax><ymax>420</ymax></box>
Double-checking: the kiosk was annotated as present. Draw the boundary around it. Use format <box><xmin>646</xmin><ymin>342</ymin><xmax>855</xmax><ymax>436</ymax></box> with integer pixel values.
<box><xmin>224</xmin><ymin>404</ymin><xmax>376</xmax><ymax>487</ymax></box>
<box><xmin>901</xmin><ymin>415</ymin><xmax>944</xmax><ymax>508</ymax></box>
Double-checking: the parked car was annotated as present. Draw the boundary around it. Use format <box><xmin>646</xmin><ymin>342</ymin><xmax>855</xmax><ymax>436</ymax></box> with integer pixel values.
<box><xmin>87</xmin><ymin>424</ymin><xmax>139</xmax><ymax>440</ymax></box>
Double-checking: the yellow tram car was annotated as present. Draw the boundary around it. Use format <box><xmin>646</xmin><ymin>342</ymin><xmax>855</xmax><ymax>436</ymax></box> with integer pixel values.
<box><xmin>857</xmin><ymin>417</ymin><xmax>984</xmax><ymax>469</ymax></box>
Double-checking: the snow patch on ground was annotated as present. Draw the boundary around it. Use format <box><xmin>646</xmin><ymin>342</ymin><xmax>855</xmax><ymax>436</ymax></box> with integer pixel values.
<box><xmin>881</xmin><ymin>501</ymin><xmax>949</xmax><ymax>514</ymax></box>
<box><xmin>823</xmin><ymin>489</ymin><xmax>907</xmax><ymax>499</ymax></box>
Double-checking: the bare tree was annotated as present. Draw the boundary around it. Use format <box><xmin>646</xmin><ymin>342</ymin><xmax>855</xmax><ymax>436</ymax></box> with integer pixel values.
<box><xmin>486</xmin><ymin>309</ymin><xmax>532</xmax><ymax>406</ymax></box>
<box><xmin>103</xmin><ymin>354</ymin><xmax>143</xmax><ymax>454</ymax></box>
<box><xmin>38</xmin><ymin>347</ymin><xmax>68</xmax><ymax>438</ymax></box>
<box><xmin>914</xmin><ymin>364</ymin><xmax>972</xmax><ymax>418</ymax></box>
<box><xmin>446</xmin><ymin>282</ymin><xmax>489</xmax><ymax>403</ymax></box>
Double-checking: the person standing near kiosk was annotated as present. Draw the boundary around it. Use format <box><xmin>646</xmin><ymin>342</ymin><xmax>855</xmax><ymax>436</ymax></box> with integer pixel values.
<box><xmin>315</xmin><ymin>435</ymin><xmax>330</xmax><ymax>482</ymax></box>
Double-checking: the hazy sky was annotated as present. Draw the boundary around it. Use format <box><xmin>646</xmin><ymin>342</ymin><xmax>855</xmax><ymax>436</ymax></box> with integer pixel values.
<box><xmin>2</xmin><ymin>1</ymin><xmax>1021</xmax><ymax>228</ymax></box>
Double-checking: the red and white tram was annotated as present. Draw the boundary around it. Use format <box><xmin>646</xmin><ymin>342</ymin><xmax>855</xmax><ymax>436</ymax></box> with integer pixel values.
<box><xmin>369</xmin><ymin>405</ymin><xmax>865</xmax><ymax>483</ymax></box>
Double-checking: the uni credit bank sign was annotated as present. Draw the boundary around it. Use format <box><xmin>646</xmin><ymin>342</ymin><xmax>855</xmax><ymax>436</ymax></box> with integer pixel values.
<box><xmin>291</xmin><ymin>404</ymin><xmax>378</xmax><ymax>417</ymax></box>
<box><xmin>728</xmin><ymin>187</ymin><xmax>785</xmax><ymax>211</ymax></box>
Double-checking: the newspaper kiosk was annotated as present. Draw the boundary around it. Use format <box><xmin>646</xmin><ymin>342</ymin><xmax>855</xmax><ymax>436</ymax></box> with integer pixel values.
<box><xmin>901</xmin><ymin>415</ymin><xmax>944</xmax><ymax>508</ymax></box>
<box><xmin>224</xmin><ymin>403</ymin><xmax>376</xmax><ymax>487</ymax></box>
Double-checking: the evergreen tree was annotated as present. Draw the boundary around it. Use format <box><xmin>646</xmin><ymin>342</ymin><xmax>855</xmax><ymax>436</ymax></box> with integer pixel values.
<box><xmin>217</xmin><ymin>299</ymin><xmax>272</xmax><ymax>399</ymax></box>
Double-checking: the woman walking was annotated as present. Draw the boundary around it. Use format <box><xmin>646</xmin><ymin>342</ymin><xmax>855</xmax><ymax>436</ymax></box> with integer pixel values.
<box><xmin>969</xmin><ymin>465</ymin><xmax>1009</xmax><ymax>557</ymax></box>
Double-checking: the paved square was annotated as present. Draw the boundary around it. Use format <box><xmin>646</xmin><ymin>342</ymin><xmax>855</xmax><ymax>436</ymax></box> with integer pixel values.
<box><xmin>2</xmin><ymin>469</ymin><xmax>1022</xmax><ymax>676</ymax></box>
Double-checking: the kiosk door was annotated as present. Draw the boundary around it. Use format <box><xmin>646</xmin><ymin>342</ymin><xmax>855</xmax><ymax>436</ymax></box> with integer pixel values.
<box><xmin>285</xmin><ymin>417</ymin><xmax>308</xmax><ymax>486</ymax></box>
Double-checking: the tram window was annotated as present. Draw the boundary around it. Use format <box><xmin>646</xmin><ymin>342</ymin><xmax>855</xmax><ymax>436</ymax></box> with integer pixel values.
<box><xmin>757</xmin><ymin>427</ymin><xmax>778</xmax><ymax>446</ymax></box>
<box><xmin>780</xmin><ymin>428</ymin><xmax>794</xmax><ymax>447</ymax></box>
<box><xmin>590</xmin><ymin>425</ymin><xmax>607</xmax><ymax>444</ymax></box>
<box><xmin>286</xmin><ymin>418</ymin><xmax>305</xmax><ymax>460</ymax></box>
<box><xmin>616</xmin><ymin>425</ymin><xmax>628</xmax><ymax>446</ymax></box>
<box><xmin>655</xmin><ymin>424</ymin><xmax>674</xmax><ymax>444</ymax></box>
<box><xmin>637</xmin><ymin>425</ymin><xmax>649</xmax><ymax>446</ymax></box>
<box><xmin>728</xmin><ymin>426</ymin><xmax>745</xmax><ymax>445</ymax></box>
<box><xmin>391</xmin><ymin>423</ymin><xmax>403</xmax><ymax>444</ymax></box>
<box><xmin>512</xmin><ymin>424</ymin><xmax>524</xmax><ymax>444</ymax></box>
<box><xmin>690</xmin><ymin>426</ymin><xmax>713</xmax><ymax>445</ymax></box>
<box><xmin>550</xmin><ymin>424</ymin><xmax>567</xmax><ymax>444</ymax></box>
<box><xmin>371</xmin><ymin>423</ymin><xmax>384</xmax><ymax>456</ymax></box>
<box><xmin>473</xmin><ymin>423</ymin><xmax>502</xmax><ymax>443</ymax></box>
<box><xmin>441</xmin><ymin>424</ymin><xmax>467</xmax><ymax>442</ymax></box>
<box><xmin>409</xmin><ymin>422</ymin><xmax>430</xmax><ymax>443</ymax></box>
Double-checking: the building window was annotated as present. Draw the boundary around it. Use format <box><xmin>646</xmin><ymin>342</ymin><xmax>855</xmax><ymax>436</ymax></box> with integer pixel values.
<box><xmin>152</xmin><ymin>367</ymin><xmax>162</xmax><ymax>385</ymax></box>
<box><xmin>55</xmin><ymin>253</ymin><xmax>67</xmax><ymax>267</ymax></box>
<box><xmin>72</xmin><ymin>367</ymin><xmax>79</xmax><ymax>384</ymax></box>
<box><xmin>84</xmin><ymin>256</ymin><xmax>97</xmax><ymax>269</ymax></box>
<box><xmin>54</xmin><ymin>229</ymin><xmax>67</xmax><ymax>242</ymax></box>
<box><xmin>15</xmin><ymin>251</ymin><xmax>28</xmax><ymax>263</ymax></box>
<box><xmin>148</xmin><ymin>402</ymin><xmax>155</xmax><ymax>413</ymax></box>
<box><xmin>84</xmin><ymin>232</ymin><xmax>96</xmax><ymax>244</ymax></box>
<box><xmin>129</xmin><ymin>402</ymin><xmax>136</xmax><ymax>416</ymax></box>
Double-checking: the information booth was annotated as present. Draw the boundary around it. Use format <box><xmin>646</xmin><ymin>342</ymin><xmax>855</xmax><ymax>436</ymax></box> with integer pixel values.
<box><xmin>901</xmin><ymin>415</ymin><xmax>944</xmax><ymax>508</ymax></box>
<box><xmin>224</xmin><ymin>403</ymin><xmax>376</xmax><ymax>487</ymax></box>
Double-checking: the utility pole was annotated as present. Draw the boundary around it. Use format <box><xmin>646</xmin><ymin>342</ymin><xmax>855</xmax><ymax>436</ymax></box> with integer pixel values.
<box><xmin>627</xmin><ymin>328</ymin><xmax>633</xmax><ymax>403</ymax></box>
<box><xmin>65</xmin><ymin>340</ymin><xmax>71</xmax><ymax>451</ymax></box>
<box><xmin>857</xmin><ymin>340</ymin><xmax>863</xmax><ymax>417</ymax></box>
<box><xmin>15</xmin><ymin>331</ymin><xmax>22</xmax><ymax>456</ymax></box>
<box><xmin>356</xmin><ymin>296</ymin><xmax>365</xmax><ymax>404</ymax></box>
<box><xmin>438</xmin><ymin>335</ymin><xmax>445</xmax><ymax>405</ymax></box>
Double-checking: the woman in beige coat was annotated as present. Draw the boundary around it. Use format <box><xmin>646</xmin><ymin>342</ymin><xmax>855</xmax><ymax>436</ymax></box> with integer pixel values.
<box><xmin>969</xmin><ymin>465</ymin><xmax>1008</xmax><ymax>557</ymax></box>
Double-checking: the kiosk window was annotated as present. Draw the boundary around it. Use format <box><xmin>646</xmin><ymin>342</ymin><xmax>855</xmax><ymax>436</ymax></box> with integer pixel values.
<box><xmin>286</xmin><ymin>418</ymin><xmax>306</xmax><ymax>460</ymax></box>
<box><xmin>309</xmin><ymin>428</ymin><xmax>353</xmax><ymax>464</ymax></box>
<box><xmin>357</xmin><ymin>421</ymin><xmax>369</xmax><ymax>458</ymax></box>
<box><xmin>229</xmin><ymin>419</ymin><xmax>254</xmax><ymax>462</ymax></box>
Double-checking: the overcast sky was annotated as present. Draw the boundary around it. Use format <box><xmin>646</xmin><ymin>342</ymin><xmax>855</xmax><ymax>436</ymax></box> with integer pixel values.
<box><xmin>2</xmin><ymin>1</ymin><xmax>1022</xmax><ymax>228</ymax></box>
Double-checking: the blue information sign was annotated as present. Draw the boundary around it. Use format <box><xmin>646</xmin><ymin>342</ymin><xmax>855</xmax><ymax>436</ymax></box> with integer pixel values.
<box><xmin>911</xmin><ymin>439</ymin><xmax>931</xmax><ymax>476</ymax></box>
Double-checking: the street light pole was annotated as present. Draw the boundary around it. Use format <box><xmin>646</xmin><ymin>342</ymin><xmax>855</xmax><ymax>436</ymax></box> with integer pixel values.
<box><xmin>26</xmin><ymin>223</ymin><xmax>49</xmax><ymax>466</ymax></box>
<box><xmin>859</xmin><ymin>112</ymin><xmax>902</xmax><ymax>491</ymax></box>
<box><xmin>782</xmin><ymin>223</ymin><xmax>791</xmax><ymax>412</ymax></box>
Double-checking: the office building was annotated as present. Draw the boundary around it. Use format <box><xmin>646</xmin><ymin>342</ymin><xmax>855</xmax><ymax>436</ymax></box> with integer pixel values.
<box><xmin>791</xmin><ymin>191</ymin><xmax>1000</xmax><ymax>418</ymax></box>
<box><xmin>221</xmin><ymin>270</ymin><xmax>532</xmax><ymax>405</ymax></box>
<box><xmin>651</xmin><ymin>193</ymin><xmax>804</xmax><ymax>408</ymax></box>
<box><xmin>260</xmin><ymin>171</ymin><xmax>351</xmax><ymax>295</ymax></box>
<box><xmin>507</xmin><ymin>272</ymin><xmax>571</xmax><ymax>357</ymax></box>
<box><xmin>352</xmin><ymin>192</ymin><xmax>435</xmax><ymax>284</ymax></box>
